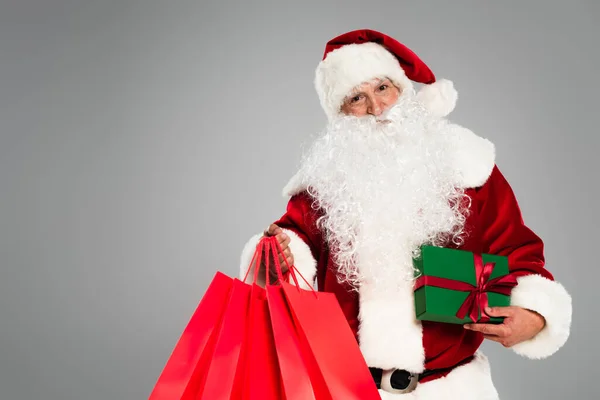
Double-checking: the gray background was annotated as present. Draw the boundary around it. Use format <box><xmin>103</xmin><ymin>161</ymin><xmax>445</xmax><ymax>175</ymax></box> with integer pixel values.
<box><xmin>0</xmin><ymin>0</ymin><xmax>597</xmax><ymax>399</ymax></box>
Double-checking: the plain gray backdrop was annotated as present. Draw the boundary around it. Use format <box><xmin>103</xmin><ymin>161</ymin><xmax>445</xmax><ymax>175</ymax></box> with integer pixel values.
<box><xmin>1</xmin><ymin>1</ymin><xmax>597</xmax><ymax>399</ymax></box>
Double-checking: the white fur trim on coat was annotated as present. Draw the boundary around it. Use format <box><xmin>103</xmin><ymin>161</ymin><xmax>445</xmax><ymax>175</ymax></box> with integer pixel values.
<box><xmin>239</xmin><ymin>230</ymin><xmax>316</xmax><ymax>290</ymax></box>
<box><xmin>315</xmin><ymin>42</ymin><xmax>413</xmax><ymax>121</ymax></box>
<box><xmin>378</xmin><ymin>351</ymin><xmax>499</xmax><ymax>400</ymax></box>
<box><xmin>282</xmin><ymin>170</ymin><xmax>304</xmax><ymax>198</ymax></box>
<box><xmin>444</xmin><ymin>121</ymin><xmax>496</xmax><ymax>188</ymax></box>
<box><xmin>416</xmin><ymin>78</ymin><xmax>458</xmax><ymax>118</ymax></box>
<box><xmin>508</xmin><ymin>274</ymin><xmax>572</xmax><ymax>359</ymax></box>
<box><xmin>358</xmin><ymin>279</ymin><xmax>425</xmax><ymax>372</ymax></box>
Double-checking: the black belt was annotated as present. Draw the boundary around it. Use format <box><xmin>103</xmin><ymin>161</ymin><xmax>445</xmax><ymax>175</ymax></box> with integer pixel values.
<box><xmin>370</xmin><ymin>355</ymin><xmax>474</xmax><ymax>393</ymax></box>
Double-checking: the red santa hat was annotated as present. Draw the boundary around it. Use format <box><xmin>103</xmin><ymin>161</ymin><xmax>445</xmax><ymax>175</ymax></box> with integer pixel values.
<box><xmin>315</xmin><ymin>29</ymin><xmax>458</xmax><ymax>120</ymax></box>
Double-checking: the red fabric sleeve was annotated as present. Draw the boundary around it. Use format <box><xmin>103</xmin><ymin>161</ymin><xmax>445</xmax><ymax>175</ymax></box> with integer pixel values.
<box><xmin>273</xmin><ymin>191</ymin><xmax>324</xmax><ymax>262</ymax></box>
<box><xmin>475</xmin><ymin>165</ymin><xmax>572</xmax><ymax>359</ymax></box>
<box><xmin>476</xmin><ymin>165</ymin><xmax>553</xmax><ymax>281</ymax></box>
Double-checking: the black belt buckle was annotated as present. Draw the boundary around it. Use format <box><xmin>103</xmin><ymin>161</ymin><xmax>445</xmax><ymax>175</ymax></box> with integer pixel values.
<box><xmin>370</xmin><ymin>355</ymin><xmax>476</xmax><ymax>394</ymax></box>
<box><xmin>370</xmin><ymin>367</ymin><xmax>418</xmax><ymax>394</ymax></box>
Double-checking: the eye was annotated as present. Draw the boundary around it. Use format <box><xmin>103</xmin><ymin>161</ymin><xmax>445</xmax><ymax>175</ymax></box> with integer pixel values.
<box><xmin>378</xmin><ymin>84</ymin><xmax>389</xmax><ymax>91</ymax></box>
<box><xmin>350</xmin><ymin>95</ymin><xmax>362</xmax><ymax>103</ymax></box>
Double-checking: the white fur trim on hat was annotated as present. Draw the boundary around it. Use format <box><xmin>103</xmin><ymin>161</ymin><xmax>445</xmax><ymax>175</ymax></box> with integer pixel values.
<box><xmin>416</xmin><ymin>78</ymin><xmax>458</xmax><ymax>118</ymax></box>
<box><xmin>314</xmin><ymin>42</ymin><xmax>459</xmax><ymax>120</ymax></box>
<box><xmin>315</xmin><ymin>42</ymin><xmax>412</xmax><ymax>121</ymax></box>
<box><xmin>509</xmin><ymin>274</ymin><xmax>572</xmax><ymax>359</ymax></box>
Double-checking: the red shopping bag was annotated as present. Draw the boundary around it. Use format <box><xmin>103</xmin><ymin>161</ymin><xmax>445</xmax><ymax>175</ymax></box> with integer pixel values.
<box><xmin>240</xmin><ymin>241</ymin><xmax>284</xmax><ymax>399</ymax></box>
<box><xmin>149</xmin><ymin>274</ymin><xmax>253</xmax><ymax>400</ymax></box>
<box><xmin>196</xmin><ymin>278</ymin><xmax>252</xmax><ymax>399</ymax></box>
<box><xmin>281</xmin><ymin>280</ymin><xmax>380</xmax><ymax>399</ymax></box>
<box><xmin>267</xmin><ymin>284</ymin><xmax>319</xmax><ymax>400</ymax></box>
<box><xmin>264</xmin><ymin>238</ymin><xmax>319</xmax><ymax>400</ymax></box>
<box><xmin>150</xmin><ymin>238</ymin><xmax>284</xmax><ymax>400</ymax></box>
<box><xmin>199</xmin><ymin>236</ymin><xmax>290</xmax><ymax>399</ymax></box>
<box><xmin>266</xmin><ymin>237</ymin><xmax>381</xmax><ymax>400</ymax></box>
<box><xmin>148</xmin><ymin>271</ymin><xmax>234</xmax><ymax>400</ymax></box>
<box><xmin>151</xmin><ymin>233</ymin><xmax>379</xmax><ymax>400</ymax></box>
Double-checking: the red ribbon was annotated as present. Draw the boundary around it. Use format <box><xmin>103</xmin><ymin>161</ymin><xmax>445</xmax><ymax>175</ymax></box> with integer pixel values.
<box><xmin>414</xmin><ymin>253</ymin><xmax>518</xmax><ymax>322</ymax></box>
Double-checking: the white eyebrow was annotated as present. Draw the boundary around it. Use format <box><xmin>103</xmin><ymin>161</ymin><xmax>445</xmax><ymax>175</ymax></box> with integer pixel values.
<box><xmin>349</xmin><ymin>78</ymin><xmax>390</xmax><ymax>97</ymax></box>
<box><xmin>346</xmin><ymin>78</ymin><xmax>390</xmax><ymax>100</ymax></box>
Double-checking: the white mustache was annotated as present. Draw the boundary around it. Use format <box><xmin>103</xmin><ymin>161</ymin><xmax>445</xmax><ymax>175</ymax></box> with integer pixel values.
<box><xmin>378</xmin><ymin>101</ymin><xmax>405</xmax><ymax>120</ymax></box>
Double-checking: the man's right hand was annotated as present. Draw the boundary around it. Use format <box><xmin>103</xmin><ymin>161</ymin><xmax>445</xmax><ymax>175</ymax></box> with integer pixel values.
<box><xmin>263</xmin><ymin>224</ymin><xmax>294</xmax><ymax>281</ymax></box>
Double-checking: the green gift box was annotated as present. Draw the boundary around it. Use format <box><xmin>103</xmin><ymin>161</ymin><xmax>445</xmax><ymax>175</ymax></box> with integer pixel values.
<box><xmin>412</xmin><ymin>246</ymin><xmax>518</xmax><ymax>324</ymax></box>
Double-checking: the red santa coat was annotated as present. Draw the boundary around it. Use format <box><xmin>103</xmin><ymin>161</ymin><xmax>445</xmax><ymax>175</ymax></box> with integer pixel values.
<box><xmin>239</xmin><ymin>131</ymin><xmax>572</xmax><ymax>399</ymax></box>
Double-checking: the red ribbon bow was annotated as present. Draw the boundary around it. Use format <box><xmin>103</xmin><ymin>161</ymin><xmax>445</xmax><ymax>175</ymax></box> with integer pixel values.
<box><xmin>414</xmin><ymin>253</ymin><xmax>518</xmax><ymax>323</ymax></box>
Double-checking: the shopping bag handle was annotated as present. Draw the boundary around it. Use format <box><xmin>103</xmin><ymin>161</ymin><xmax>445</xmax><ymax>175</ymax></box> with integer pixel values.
<box><xmin>268</xmin><ymin>236</ymin><xmax>317</xmax><ymax>296</ymax></box>
<box><xmin>242</xmin><ymin>235</ymin><xmax>316</xmax><ymax>295</ymax></box>
<box><xmin>242</xmin><ymin>235</ymin><xmax>265</xmax><ymax>284</ymax></box>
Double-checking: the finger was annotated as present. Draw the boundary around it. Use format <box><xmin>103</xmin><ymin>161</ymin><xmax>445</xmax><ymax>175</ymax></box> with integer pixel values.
<box><xmin>482</xmin><ymin>334</ymin><xmax>503</xmax><ymax>343</ymax></box>
<box><xmin>265</xmin><ymin>224</ymin><xmax>281</xmax><ymax>236</ymax></box>
<box><xmin>484</xmin><ymin>306</ymin><xmax>515</xmax><ymax>318</ymax></box>
<box><xmin>281</xmin><ymin>253</ymin><xmax>294</xmax><ymax>269</ymax></box>
<box><xmin>278</xmin><ymin>251</ymin><xmax>293</xmax><ymax>268</ymax></box>
<box><xmin>464</xmin><ymin>323</ymin><xmax>508</xmax><ymax>336</ymax></box>
<box><xmin>274</xmin><ymin>239</ymin><xmax>290</xmax><ymax>261</ymax></box>
<box><xmin>269</xmin><ymin>256</ymin><xmax>285</xmax><ymax>275</ymax></box>
<box><xmin>268</xmin><ymin>267</ymin><xmax>282</xmax><ymax>283</ymax></box>
<box><xmin>270</xmin><ymin>258</ymin><xmax>292</xmax><ymax>281</ymax></box>
<box><xmin>277</xmin><ymin>251</ymin><xmax>286</xmax><ymax>264</ymax></box>
<box><xmin>277</xmin><ymin>232</ymin><xmax>291</xmax><ymax>248</ymax></box>
<box><xmin>280</xmin><ymin>247</ymin><xmax>292</xmax><ymax>260</ymax></box>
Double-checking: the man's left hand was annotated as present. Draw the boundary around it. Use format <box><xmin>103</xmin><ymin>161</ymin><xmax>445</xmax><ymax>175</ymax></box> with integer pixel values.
<box><xmin>464</xmin><ymin>306</ymin><xmax>546</xmax><ymax>347</ymax></box>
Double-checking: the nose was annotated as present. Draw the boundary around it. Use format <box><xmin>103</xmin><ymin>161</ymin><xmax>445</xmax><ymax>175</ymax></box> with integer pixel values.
<box><xmin>367</xmin><ymin>98</ymin><xmax>386</xmax><ymax>116</ymax></box>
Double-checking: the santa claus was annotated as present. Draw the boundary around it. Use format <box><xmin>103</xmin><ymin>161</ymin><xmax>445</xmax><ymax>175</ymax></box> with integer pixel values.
<box><xmin>238</xmin><ymin>29</ymin><xmax>572</xmax><ymax>399</ymax></box>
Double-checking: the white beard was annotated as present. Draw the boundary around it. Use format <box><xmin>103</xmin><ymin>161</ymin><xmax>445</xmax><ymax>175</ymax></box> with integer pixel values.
<box><xmin>295</xmin><ymin>93</ymin><xmax>471</xmax><ymax>291</ymax></box>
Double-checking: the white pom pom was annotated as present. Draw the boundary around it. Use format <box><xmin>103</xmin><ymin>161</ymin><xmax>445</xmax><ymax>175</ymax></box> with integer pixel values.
<box><xmin>416</xmin><ymin>78</ymin><xmax>458</xmax><ymax>117</ymax></box>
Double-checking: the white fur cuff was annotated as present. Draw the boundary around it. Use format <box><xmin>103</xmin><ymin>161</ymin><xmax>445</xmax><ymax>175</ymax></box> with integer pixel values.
<box><xmin>509</xmin><ymin>274</ymin><xmax>572</xmax><ymax>359</ymax></box>
<box><xmin>239</xmin><ymin>232</ymin><xmax>266</xmax><ymax>286</ymax></box>
<box><xmin>282</xmin><ymin>229</ymin><xmax>318</xmax><ymax>289</ymax></box>
<box><xmin>239</xmin><ymin>229</ymin><xmax>317</xmax><ymax>290</ymax></box>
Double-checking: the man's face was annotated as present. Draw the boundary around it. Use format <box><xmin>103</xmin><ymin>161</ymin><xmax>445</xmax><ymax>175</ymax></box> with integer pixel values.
<box><xmin>339</xmin><ymin>77</ymin><xmax>401</xmax><ymax>118</ymax></box>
